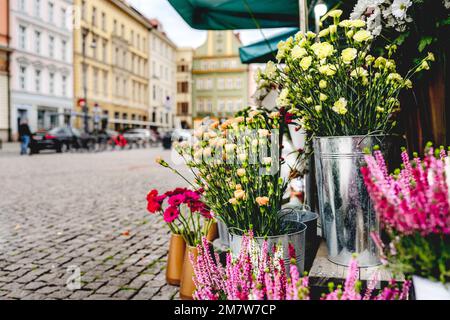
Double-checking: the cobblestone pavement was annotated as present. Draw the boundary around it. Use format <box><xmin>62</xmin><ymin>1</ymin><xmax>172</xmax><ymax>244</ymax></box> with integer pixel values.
<box><xmin>0</xmin><ymin>147</ymin><xmax>189</xmax><ymax>300</ymax></box>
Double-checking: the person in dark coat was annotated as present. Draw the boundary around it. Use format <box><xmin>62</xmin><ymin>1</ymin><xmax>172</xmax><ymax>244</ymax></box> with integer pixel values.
<box><xmin>19</xmin><ymin>119</ymin><xmax>32</xmax><ymax>155</ymax></box>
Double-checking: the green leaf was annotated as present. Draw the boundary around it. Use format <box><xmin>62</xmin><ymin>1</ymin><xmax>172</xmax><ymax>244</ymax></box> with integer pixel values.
<box><xmin>438</xmin><ymin>17</ymin><xmax>450</xmax><ymax>26</ymax></box>
<box><xmin>418</xmin><ymin>36</ymin><xmax>434</xmax><ymax>52</ymax></box>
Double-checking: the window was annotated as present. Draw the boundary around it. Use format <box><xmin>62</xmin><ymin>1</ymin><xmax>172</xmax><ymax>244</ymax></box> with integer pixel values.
<box><xmin>34</xmin><ymin>0</ymin><xmax>41</xmax><ymax>16</ymax></box>
<box><xmin>177</xmin><ymin>82</ymin><xmax>188</xmax><ymax>93</ymax></box>
<box><xmin>226</xmin><ymin>78</ymin><xmax>233</xmax><ymax>90</ymax></box>
<box><xmin>196</xmin><ymin>79</ymin><xmax>203</xmax><ymax>90</ymax></box>
<box><xmin>137</xmin><ymin>34</ymin><xmax>140</xmax><ymax>50</ymax></box>
<box><xmin>49</xmin><ymin>72</ymin><xmax>55</xmax><ymax>94</ymax></box>
<box><xmin>218</xmin><ymin>100</ymin><xmax>225</xmax><ymax>111</ymax></box>
<box><xmin>206</xmin><ymin>100</ymin><xmax>213</xmax><ymax>112</ymax></box>
<box><xmin>197</xmin><ymin>100</ymin><xmax>204</xmax><ymax>113</ymax></box>
<box><xmin>152</xmin><ymin>85</ymin><xmax>156</xmax><ymax>100</ymax></box>
<box><xmin>93</xmin><ymin>68</ymin><xmax>98</xmax><ymax>94</ymax></box>
<box><xmin>61</xmin><ymin>40</ymin><xmax>67</xmax><ymax>61</ymax></box>
<box><xmin>92</xmin><ymin>36</ymin><xmax>97</xmax><ymax>59</ymax></box>
<box><xmin>121</xmin><ymin>24</ymin><xmax>125</xmax><ymax>37</ymax></box>
<box><xmin>48</xmin><ymin>36</ymin><xmax>54</xmax><ymax>58</ymax></box>
<box><xmin>123</xmin><ymin>79</ymin><xmax>127</xmax><ymax>97</ymax></box>
<box><xmin>19</xmin><ymin>0</ymin><xmax>26</xmax><ymax>12</ymax></box>
<box><xmin>81</xmin><ymin>0</ymin><xmax>86</xmax><ymax>20</ymax></box>
<box><xmin>92</xmin><ymin>6</ymin><xmax>97</xmax><ymax>26</ymax></box>
<box><xmin>62</xmin><ymin>75</ymin><xmax>67</xmax><ymax>96</ymax></box>
<box><xmin>19</xmin><ymin>25</ymin><xmax>27</xmax><ymax>50</ymax></box>
<box><xmin>35</xmin><ymin>31</ymin><xmax>41</xmax><ymax>54</ymax></box>
<box><xmin>115</xmin><ymin>47</ymin><xmax>119</xmax><ymax>65</ymax></box>
<box><xmin>61</xmin><ymin>8</ymin><xmax>66</xmax><ymax>29</ymax></box>
<box><xmin>102</xmin><ymin>40</ymin><xmax>107</xmax><ymax>62</ymax></box>
<box><xmin>130</xmin><ymin>31</ymin><xmax>134</xmax><ymax>45</ymax></box>
<box><xmin>115</xmin><ymin>77</ymin><xmax>119</xmax><ymax>95</ymax></box>
<box><xmin>217</xmin><ymin>78</ymin><xmax>224</xmax><ymax>90</ymax></box>
<box><xmin>206</xmin><ymin>79</ymin><xmax>213</xmax><ymax>90</ymax></box>
<box><xmin>48</xmin><ymin>2</ymin><xmax>54</xmax><ymax>23</ymax></box>
<box><xmin>19</xmin><ymin>66</ymin><xmax>27</xmax><ymax>90</ymax></box>
<box><xmin>101</xmin><ymin>12</ymin><xmax>106</xmax><ymax>31</ymax></box>
<box><xmin>227</xmin><ymin>100</ymin><xmax>233</xmax><ymax>112</ymax></box>
<box><xmin>236</xmin><ymin>99</ymin><xmax>243</xmax><ymax>111</ymax></box>
<box><xmin>177</xmin><ymin>102</ymin><xmax>189</xmax><ymax>115</ymax></box>
<box><xmin>113</xmin><ymin>19</ymin><xmax>117</xmax><ymax>34</ymax></box>
<box><xmin>235</xmin><ymin>78</ymin><xmax>242</xmax><ymax>89</ymax></box>
<box><xmin>103</xmin><ymin>71</ymin><xmax>108</xmax><ymax>95</ymax></box>
<box><xmin>35</xmin><ymin>69</ymin><xmax>41</xmax><ymax>92</ymax></box>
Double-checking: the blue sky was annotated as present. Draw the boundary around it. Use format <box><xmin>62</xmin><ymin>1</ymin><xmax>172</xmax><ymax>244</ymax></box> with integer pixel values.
<box><xmin>127</xmin><ymin>0</ymin><xmax>288</xmax><ymax>48</ymax></box>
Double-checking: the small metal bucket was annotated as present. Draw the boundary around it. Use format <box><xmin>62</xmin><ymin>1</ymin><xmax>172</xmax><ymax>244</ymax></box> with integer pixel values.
<box><xmin>229</xmin><ymin>221</ymin><xmax>307</xmax><ymax>274</ymax></box>
<box><xmin>279</xmin><ymin>206</ymin><xmax>319</xmax><ymax>270</ymax></box>
<box><xmin>217</xmin><ymin>220</ymin><xmax>230</xmax><ymax>247</ymax></box>
<box><xmin>313</xmin><ymin>135</ymin><xmax>392</xmax><ymax>267</ymax></box>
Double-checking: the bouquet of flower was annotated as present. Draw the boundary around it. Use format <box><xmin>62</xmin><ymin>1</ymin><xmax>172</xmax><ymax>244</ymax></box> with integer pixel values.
<box><xmin>146</xmin><ymin>187</ymin><xmax>213</xmax><ymax>246</ymax></box>
<box><xmin>258</xmin><ymin>9</ymin><xmax>434</xmax><ymax>138</ymax></box>
<box><xmin>362</xmin><ymin>144</ymin><xmax>450</xmax><ymax>283</ymax></box>
<box><xmin>158</xmin><ymin>109</ymin><xmax>290</xmax><ymax>237</ymax></box>
<box><xmin>191</xmin><ymin>232</ymin><xmax>410</xmax><ymax>300</ymax></box>
<box><xmin>350</xmin><ymin>1</ymin><xmax>449</xmax><ymax>63</ymax></box>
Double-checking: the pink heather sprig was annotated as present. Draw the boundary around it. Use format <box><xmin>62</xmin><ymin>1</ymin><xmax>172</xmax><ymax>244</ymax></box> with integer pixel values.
<box><xmin>362</xmin><ymin>147</ymin><xmax>450</xmax><ymax>236</ymax></box>
<box><xmin>191</xmin><ymin>235</ymin><xmax>409</xmax><ymax>301</ymax></box>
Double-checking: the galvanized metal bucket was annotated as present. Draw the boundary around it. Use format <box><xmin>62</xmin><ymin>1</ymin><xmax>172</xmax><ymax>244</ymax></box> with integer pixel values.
<box><xmin>313</xmin><ymin>135</ymin><xmax>391</xmax><ymax>267</ymax></box>
<box><xmin>279</xmin><ymin>206</ymin><xmax>319</xmax><ymax>270</ymax></box>
<box><xmin>217</xmin><ymin>220</ymin><xmax>230</xmax><ymax>247</ymax></box>
<box><xmin>229</xmin><ymin>221</ymin><xmax>307</xmax><ymax>274</ymax></box>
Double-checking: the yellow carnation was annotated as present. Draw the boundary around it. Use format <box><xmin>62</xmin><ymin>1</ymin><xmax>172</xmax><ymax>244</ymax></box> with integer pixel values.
<box><xmin>311</xmin><ymin>42</ymin><xmax>334</xmax><ymax>60</ymax></box>
<box><xmin>353</xmin><ymin>30</ymin><xmax>373</xmax><ymax>42</ymax></box>
<box><xmin>332</xmin><ymin>98</ymin><xmax>348</xmax><ymax>115</ymax></box>
<box><xmin>341</xmin><ymin>48</ymin><xmax>358</xmax><ymax>64</ymax></box>
<box><xmin>299</xmin><ymin>56</ymin><xmax>313</xmax><ymax>71</ymax></box>
<box><xmin>291</xmin><ymin>45</ymin><xmax>307</xmax><ymax>60</ymax></box>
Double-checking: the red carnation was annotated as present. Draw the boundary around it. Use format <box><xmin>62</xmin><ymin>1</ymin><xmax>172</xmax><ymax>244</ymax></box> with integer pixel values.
<box><xmin>163</xmin><ymin>206</ymin><xmax>180</xmax><ymax>223</ymax></box>
<box><xmin>146</xmin><ymin>189</ymin><xmax>166</xmax><ymax>214</ymax></box>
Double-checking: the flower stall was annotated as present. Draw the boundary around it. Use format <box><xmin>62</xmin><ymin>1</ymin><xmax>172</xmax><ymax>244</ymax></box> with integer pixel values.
<box><xmin>146</xmin><ymin>2</ymin><xmax>449</xmax><ymax>301</ymax></box>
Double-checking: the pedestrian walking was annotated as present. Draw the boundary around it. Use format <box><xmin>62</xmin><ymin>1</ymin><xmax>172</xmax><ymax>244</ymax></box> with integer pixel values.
<box><xmin>18</xmin><ymin>119</ymin><xmax>32</xmax><ymax>155</ymax></box>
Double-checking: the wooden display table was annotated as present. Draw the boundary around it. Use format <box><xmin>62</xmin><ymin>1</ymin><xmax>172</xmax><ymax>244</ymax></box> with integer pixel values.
<box><xmin>309</xmin><ymin>240</ymin><xmax>404</xmax><ymax>284</ymax></box>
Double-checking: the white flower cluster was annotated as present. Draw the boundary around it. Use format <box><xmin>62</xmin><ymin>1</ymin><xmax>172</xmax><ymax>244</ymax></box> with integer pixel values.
<box><xmin>350</xmin><ymin>0</ymin><xmax>414</xmax><ymax>36</ymax></box>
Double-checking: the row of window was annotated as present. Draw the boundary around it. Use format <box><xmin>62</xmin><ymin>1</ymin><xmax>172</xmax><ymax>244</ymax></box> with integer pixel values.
<box><xmin>196</xmin><ymin>77</ymin><xmax>243</xmax><ymax>91</ymax></box>
<box><xmin>18</xmin><ymin>0</ymin><xmax>69</xmax><ymax>29</ymax></box>
<box><xmin>196</xmin><ymin>99</ymin><xmax>243</xmax><ymax>113</ymax></box>
<box><xmin>18</xmin><ymin>25</ymin><xmax>69</xmax><ymax>62</ymax></box>
<box><xmin>113</xmin><ymin>76</ymin><xmax>148</xmax><ymax>104</ymax></box>
<box><xmin>152</xmin><ymin>84</ymin><xmax>174</xmax><ymax>105</ymax></box>
<box><xmin>151</xmin><ymin>35</ymin><xmax>174</xmax><ymax>60</ymax></box>
<box><xmin>81</xmin><ymin>1</ymin><xmax>147</xmax><ymax>52</ymax></box>
<box><xmin>18</xmin><ymin>65</ymin><xmax>69</xmax><ymax>97</ymax></box>
<box><xmin>151</xmin><ymin>60</ymin><xmax>174</xmax><ymax>82</ymax></box>
<box><xmin>199</xmin><ymin>59</ymin><xmax>239</xmax><ymax>71</ymax></box>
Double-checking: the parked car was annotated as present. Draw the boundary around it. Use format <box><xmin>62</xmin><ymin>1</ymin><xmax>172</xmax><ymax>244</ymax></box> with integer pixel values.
<box><xmin>171</xmin><ymin>129</ymin><xmax>192</xmax><ymax>142</ymax></box>
<box><xmin>29</xmin><ymin>127</ymin><xmax>95</xmax><ymax>154</ymax></box>
<box><xmin>123</xmin><ymin>128</ymin><xmax>152</xmax><ymax>148</ymax></box>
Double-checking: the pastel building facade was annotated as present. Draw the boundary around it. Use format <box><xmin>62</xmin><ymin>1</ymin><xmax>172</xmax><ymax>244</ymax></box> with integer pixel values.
<box><xmin>192</xmin><ymin>31</ymin><xmax>249</xmax><ymax>127</ymax></box>
<box><xmin>73</xmin><ymin>0</ymin><xmax>151</xmax><ymax>132</ymax></box>
<box><xmin>9</xmin><ymin>0</ymin><xmax>74</xmax><ymax>139</ymax></box>
<box><xmin>0</xmin><ymin>0</ymin><xmax>11</xmax><ymax>141</ymax></box>
<box><xmin>148</xmin><ymin>19</ymin><xmax>177</xmax><ymax>129</ymax></box>
<box><xmin>176</xmin><ymin>47</ymin><xmax>193</xmax><ymax>129</ymax></box>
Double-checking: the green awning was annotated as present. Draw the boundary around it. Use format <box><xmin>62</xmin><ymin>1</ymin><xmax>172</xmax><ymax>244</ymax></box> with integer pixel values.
<box><xmin>239</xmin><ymin>28</ymin><xmax>299</xmax><ymax>64</ymax></box>
<box><xmin>167</xmin><ymin>0</ymin><xmax>301</xmax><ymax>30</ymax></box>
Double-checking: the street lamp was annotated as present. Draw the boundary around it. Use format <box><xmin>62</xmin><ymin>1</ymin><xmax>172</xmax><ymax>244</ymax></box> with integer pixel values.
<box><xmin>314</xmin><ymin>0</ymin><xmax>328</xmax><ymax>34</ymax></box>
<box><xmin>81</xmin><ymin>27</ymin><xmax>97</xmax><ymax>133</ymax></box>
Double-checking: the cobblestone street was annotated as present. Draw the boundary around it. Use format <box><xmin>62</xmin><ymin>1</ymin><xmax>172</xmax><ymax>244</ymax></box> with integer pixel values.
<box><xmin>0</xmin><ymin>147</ymin><xmax>187</xmax><ymax>300</ymax></box>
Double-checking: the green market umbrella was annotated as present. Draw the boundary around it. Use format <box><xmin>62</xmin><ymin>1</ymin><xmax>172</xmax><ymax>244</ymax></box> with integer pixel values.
<box><xmin>167</xmin><ymin>0</ymin><xmax>301</xmax><ymax>30</ymax></box>
<box><xmin>239</xmin><ymin>28</ymin><xmax>299</xmax><ymax>64</ymax></box>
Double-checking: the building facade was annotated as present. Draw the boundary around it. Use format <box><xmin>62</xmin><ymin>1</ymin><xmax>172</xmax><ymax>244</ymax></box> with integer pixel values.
<box><xmin>176</xmin><ymin>47</ymin><xmax>193</xmax><ymax>129</ymax></box>
<box><xmin>73</xmin><ymin>0</ymin><xmax>151</xmax><ymax>132</ymax></box>
<box><xmin>192</xmin><ymin>31</ymin><xmax>249</xmax><ymax>127</ymax></box>
<box><xmin>9</xmin><ymin>0</ymin><xmax>74</xmax><ymax>139</ymax></box>
<box><xmin>148</xmin><ymin>19</ymin><xmax>177</xmax><ymax>130</ymax></box>
<box><xmin>0</xmin><ymin>0</ymin><xmax>11</xmax><ymax>141</ymax></box>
